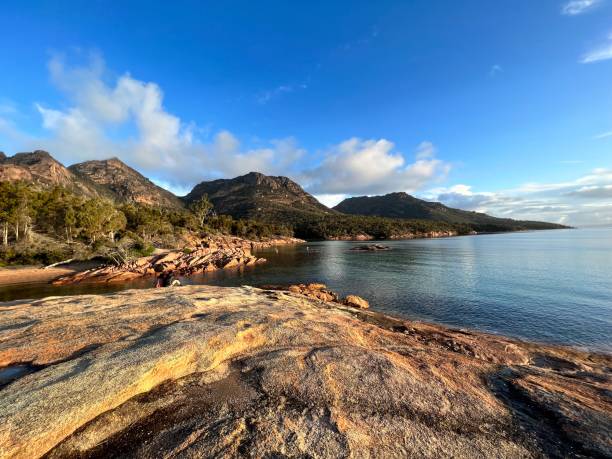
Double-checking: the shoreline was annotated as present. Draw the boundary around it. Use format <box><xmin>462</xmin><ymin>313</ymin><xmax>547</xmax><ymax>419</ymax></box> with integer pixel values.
<box><xmin>0</xmin><ymin>261</ymin><xmax>102</xmax><ymax>287</ymax></box>
<box><xmin>307</xmin><ymin>226</ymin><xmax>572</xmax><ymax>242</ymax></box>
<box><xmin>1</xmin><ymin>284</ymin><xmax>609</xmax><ymax>457</ymax></box>
<box><xmin>0</xmin><ymin>236</ymin><xmax>305</xmax><ymax>288</ymax></box>
<box><xmin>0</xmin><ymin>229</ymin><xmax>570</xmax><ymax>287</ymax></box>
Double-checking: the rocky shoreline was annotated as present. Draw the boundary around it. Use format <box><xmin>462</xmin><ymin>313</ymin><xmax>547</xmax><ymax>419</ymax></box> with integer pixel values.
<box><xmin>327</xmin><ymin>230</ymin><xmax>463</xmax><ymax>241</ymax></box>
<box><xmin>52</xmin><ymin>235</ymin><xmax>304</xmax><ymax>285</ymax></box>
<box><xmin>0</xmin><ymin>284</ymin><xmax>609</xmax><ymax>458</ymax></box>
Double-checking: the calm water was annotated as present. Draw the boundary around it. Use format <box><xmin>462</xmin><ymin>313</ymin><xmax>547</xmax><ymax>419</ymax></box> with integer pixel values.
<box><xmin>1</xmin><ymin>228</ymin><xmax>611</xmax><ymax>352</ymax></box>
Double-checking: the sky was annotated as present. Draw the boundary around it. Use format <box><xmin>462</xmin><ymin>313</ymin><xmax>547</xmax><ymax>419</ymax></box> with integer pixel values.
<box><xmin>0</xmin><ymin>0</ymin><xmax>611</xmax><ymax>226</ymax></box>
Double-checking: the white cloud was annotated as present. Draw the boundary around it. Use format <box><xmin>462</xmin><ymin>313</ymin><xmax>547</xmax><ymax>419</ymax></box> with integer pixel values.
<box><xmin>36</xmin><ymin>104</ymin><xmax>111</xmax><ymax>158</ymax></box>
<box><xmin>514</xmin><ymin>168</ymin><xmax>612</xmax><ymax>194</ymax></box>
<box><xmin>581</xmin><ymin>34</ymin><xmax>612</xmax><ymax>63</ymax></box>
<box><xmin>301</xmin><ymin>138</ymin><xmax>450</xmax><ymax>195</ymax></box>
<box><xmin>594</xmin><ymin>130</ymin><xmax>612</xmax><ymax>139</ymax></box>
<box><xmin>314</xmin><ymin>194</ymin><xmax>349</xmax><ymax>208</ymax></box>
<box><xmin>256</xmin><ymin>83</ymin><xmax>308</xmax><ymax>104</ymax></box>
<box><xmin>0</xmin><ymin>100</ymin><xmax>17</xmax><ymax>115</ymax></box>
<box><xmin>20</xmin><ymin>54</ymin><xmax>306</xmax><ymax>190</ymax></box>
<box><xmin>489</xmin><ymin>65</ymin><xmax>503</xmax><ymax>77</ymax></box>
<box><xmin>426</xmin><ymin>168</ymin><xmax>612</xmax><ymax>227</ymax></box>
<box><xmin>562</xmin><ymin>0</ymin><xmax>600</xmax><ymax>15</ymax></box>
<box><xmin>561</xmin><ymin>0</ymin><xmax>599</xmax><ymax>16</ymax></box>
<box><xmin>415</xmin><ymin>141</ymin><xmax>436</xmax><ymax>159</ymax></box>
<box><xmin>3</xmin><ymin>54</ymin><xmax>450</xmax><ymax>199</ymax></box>
<box><xmin>566</xmin><ymin>184</ymin><xmax>612</xmax><ymax>198</ymax></box>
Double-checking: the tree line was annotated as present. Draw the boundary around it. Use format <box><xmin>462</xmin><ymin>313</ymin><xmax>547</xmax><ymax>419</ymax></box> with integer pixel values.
<box><xmin>292</xmin><ymin>214</ymin><xmax>472</xmax><ymax>240</ymax></box>
<box><xmin>0</xmin><ymin>181</ymin><xmax>291</xmax><ymax>265</ymax></box>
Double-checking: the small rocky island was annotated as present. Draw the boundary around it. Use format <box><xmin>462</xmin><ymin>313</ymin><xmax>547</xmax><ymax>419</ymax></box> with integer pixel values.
<box><xmin>350</xmin><ymin>244</ymin><xmax>392</xmax><ymax>251</ymax></box>
<box><xmin>0</xmin><ymin>285</ymin><xmax>609</xmax><ymax>458</ymax></box>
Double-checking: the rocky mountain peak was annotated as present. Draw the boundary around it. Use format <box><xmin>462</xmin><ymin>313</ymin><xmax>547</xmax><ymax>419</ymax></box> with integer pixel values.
<box><xmin>1</xmin><ymin>150</ymin><xmax>75</xmax><ymax>187</ymax></box>
<box><xmin>69</xmin><ymin>158</ymin><xmax>184</xmax><ymax>209</ymax></box>
<box><xmin>237</xmin><ymin>171</ymin><xmax>304</xmax><ymax>193</ymax></box>
<box><xmin>102</xmin><ymin>157</ymin><xmax>130</xmax><ymax>168</ymax></box>
<box><xmin>0</xmin><ymin>150</ymin><xmax>182</xmax><ymax>208</ymax></box>
<box><xmin>184</xmin><ymin>171</ymin><xmax>331</xmax><ymax>222</ymax></box>
<box><xmin>5</xmin><ymin>150</ymin><xmax>57</xmax><ymax>166</ymax></box>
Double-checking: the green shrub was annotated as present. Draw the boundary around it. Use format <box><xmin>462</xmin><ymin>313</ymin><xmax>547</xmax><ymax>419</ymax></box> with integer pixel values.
<box><xmin>129</xmin><ymin>240</ymin><xmax>155</xmax><ymax>257</ymax></box>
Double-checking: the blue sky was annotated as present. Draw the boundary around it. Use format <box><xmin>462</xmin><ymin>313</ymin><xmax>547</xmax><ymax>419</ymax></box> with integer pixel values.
<box><xmin>0</xmin><ymin>0</ymin><xmax>611</xmax><ymax>226</ymax></box>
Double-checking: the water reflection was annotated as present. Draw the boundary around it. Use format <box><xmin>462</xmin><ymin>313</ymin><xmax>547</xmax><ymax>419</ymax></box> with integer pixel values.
<box><xmin>1</xmin><ymin>229</ymin><xmax>611</xmax><ymax>351</ymax></box>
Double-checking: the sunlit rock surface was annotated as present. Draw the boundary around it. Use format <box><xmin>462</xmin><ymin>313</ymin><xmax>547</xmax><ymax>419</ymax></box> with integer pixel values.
<box><xmin>0</xmin><ymin>285</ymin><xmax>609</xmax><ymax>458</ymax></box>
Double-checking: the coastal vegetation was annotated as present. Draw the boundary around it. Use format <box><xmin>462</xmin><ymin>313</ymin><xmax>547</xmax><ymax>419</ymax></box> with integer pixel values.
<box><xmin>333</xmin><ymin>192</ymin><xmax>569</xmax><ymax>232</ymax></box>
<box><xmin>182</xmin><ymin>170</ymin><xmax>567</xmax><ymax>237</ymax></box>
<box><xmin>0</xmin><ymin>182</ymin><xmax>290</xmax><ymax>266</ymax></box>
<box><xmin>0</xmin><ymin>151</ymin><xmax>567</xmax><ymax>266</ymax></box>
<box><xmin>0</xmin><ymin>179</ymin><xmax>477</xmax><ymax>267</ymax></box>
<box><xmin>292</xmin><ymin>213</ymin><xmax>464</xmax><ymax>240</ymax></box>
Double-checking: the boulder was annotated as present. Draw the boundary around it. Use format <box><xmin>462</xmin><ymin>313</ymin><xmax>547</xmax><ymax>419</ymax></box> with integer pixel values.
<box><xmin>222</xmin><ymin>257</ymin><xmax>241</xmax><ymax>268</ymax></box>
<box><xmin>286</xmin><ymin>284</ymin><xmax>337</xmax><ymax>303</ymax></box>
<box><xmin>307</xmin><ymin>283</ymin><xmax>327</xmax><ymax>290</ymax></box>
<box><xmin>154</xmin><ymin>251</ymin><xmax>183</xmax><ymax>264</ymax></box>
<box><xmin>344</xmin><ymin>295</ymin><xmax>369</xmax><ymax>309</ymax></box>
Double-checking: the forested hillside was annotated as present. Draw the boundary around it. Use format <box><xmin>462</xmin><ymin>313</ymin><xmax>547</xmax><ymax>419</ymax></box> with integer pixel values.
<box><xmin>334</xmin><ymin>192</ymin><xmax>568</xmax><ymax>233</ymax></box>
<box><xmin>0</xmin><ymin>182</ymin><xmax>290</xmax><ymax>266</ymax></box>
<box><xmin>183</xmin><ymin>171</ymin><xmax>333</xmax><ymax>222</ymax></box>
<box><xmin>0</xmin><ymin>150</ymin><xmax>569</xmax><ymax>266</ymax></box>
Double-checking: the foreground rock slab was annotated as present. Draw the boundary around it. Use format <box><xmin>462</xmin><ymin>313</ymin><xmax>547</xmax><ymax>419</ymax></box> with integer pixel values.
<box><xmin>0</xmin><ymin>286</ymin><xmax>610</xmax><ymax>458</ymax></box>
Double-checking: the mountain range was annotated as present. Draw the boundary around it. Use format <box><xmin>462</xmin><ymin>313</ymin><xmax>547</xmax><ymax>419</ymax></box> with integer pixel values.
<box><xmin>0</xmin><ymin>150</ymin><xmax>567</xmax><ymax>233</ymax></box>
<box><xmin>333</xmin><ymin>192</ymin><xmax>562</xmax><ymax>231</ymax></box>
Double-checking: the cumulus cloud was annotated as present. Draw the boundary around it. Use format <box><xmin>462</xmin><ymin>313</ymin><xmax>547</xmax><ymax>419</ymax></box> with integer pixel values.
<box><xmin>18</xmin><ymin>53</ymin><xmax>307</xmax><ymax>190</ymax></box>
<box><xmin>426</xmin><ymin>168</ymin><xmax>612</xmax><ymax>227</ymax></box>
<box><xmin>562</xmin><ymin>0</ymin><xmax>600</xmax><ymax>15</ymax></box>
<box><xmin>0</xmin><ymin>53</ymin><xmax>450</xmax><ymax>200</ymax></box>
<box><xmin>301</xmin><ymin>138</ymin><xmax>450</xmax><ymax>195</ymax></box>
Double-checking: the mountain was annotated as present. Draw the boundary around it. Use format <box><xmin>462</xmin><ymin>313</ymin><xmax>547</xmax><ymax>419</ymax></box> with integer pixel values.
<box><xmin>183</xmin><ymin>172</ymin><xmax>333</xmax><ymax>222</ymax></box>
<box><xmin>0</xmin><ymin>151</ymin><xmax>183</xmax><ymax>209</ymax></box>
<box><xmin>0</xmin><ymin>150</ymin><xmax>113</xmax><ymax>198</ymax></box>
<box><xmin>69</xmin><ymin>158</ymin><xmax>184</xmax><ymax>209</ymax></box>
<box><xmin>0</xmin><ymin>151</ymin><xmax>566</xmax><ymax>233</ymax></box>
<box><xmin>333</xmin><ymin>192</ymin><xmax>567</xmax><ymax>231</ymax></box>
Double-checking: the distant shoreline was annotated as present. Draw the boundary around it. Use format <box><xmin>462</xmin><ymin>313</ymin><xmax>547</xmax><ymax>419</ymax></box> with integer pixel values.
<box><xmin>305</xmin><ymin>226</ymin><xmax>572</xmax><ymax>242</ymax></box>
<box><xmin>0</xmin><ymin>228</ymin><xmax>573</xmax><ymax>288</ymax></box>
<box><xmin>0</xmin><ymin>261</ymin><xmax>100</xmax><ymax>287</ymax></box>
